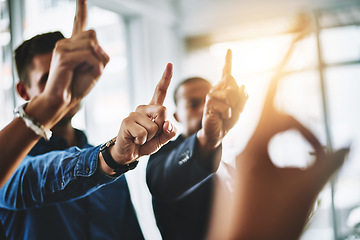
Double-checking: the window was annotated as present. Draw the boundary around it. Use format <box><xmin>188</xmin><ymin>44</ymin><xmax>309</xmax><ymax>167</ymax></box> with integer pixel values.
<box><xmin>0</xmin><ymin>1</ymin><xmax>14</xmax><ymax>129</ymax></box>
<box><xmin>183</xmin><ymin>5</ymin><xmax>360</xmax><ymax>239</ymax></box>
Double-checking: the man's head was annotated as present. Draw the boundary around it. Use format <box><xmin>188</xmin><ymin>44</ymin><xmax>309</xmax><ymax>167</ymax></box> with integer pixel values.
<box><xmin>15</xmin><ymin>31</ymin><xmax>64</xmax><ymax>91</ymax></box>
<box><xmin>173</xmin><ymin>77</ymin><xmax>212</xmax><ymax>137</ymax></box>
<box><xmin>14</xmin><ymin>31</ymin><xmax>80</xmax><ymax>124</ymax></box>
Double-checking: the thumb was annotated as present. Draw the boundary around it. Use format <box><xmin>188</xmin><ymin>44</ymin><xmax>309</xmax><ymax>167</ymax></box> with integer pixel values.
<box><xmin>157</xmin><ymin>121</ymin><xmax>177</xmax><ymax>146</ymax></box>
<box><xmin>139</xmin><ymin>121</ymin><xmax>177</xmax><ymax>157</ymax></box>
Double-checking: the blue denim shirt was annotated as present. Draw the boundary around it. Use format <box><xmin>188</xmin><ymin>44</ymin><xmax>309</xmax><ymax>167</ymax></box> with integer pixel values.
<box><xmin>0</xmin><ymin>129</ymin><xmax>144</xmax><ymax>240</ymax></box>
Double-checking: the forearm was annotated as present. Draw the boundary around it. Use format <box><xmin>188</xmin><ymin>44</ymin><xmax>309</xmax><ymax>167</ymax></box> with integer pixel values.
<box><xmin>25</xmin><ymin>92</ymin><xmax>73</xmax><ymax>130</ymax></box>
<box><xmin>0</xmin><ymin>95</ymin><xmax>70</xmax><ymax>188</ymax></box>
<box><xmin>0</xmin><ymin>146</ymin><xmax>118</xmax><ymax>210</ymax></box>
<box><xmin>0</xmin><ymin>118</ymin><xmax>40</xmax><ymax>187</ymax></box>
<box><xmin>196</xmin><ymin>129</ymin><xmax>222</xmax><ymax>172</ymax></box>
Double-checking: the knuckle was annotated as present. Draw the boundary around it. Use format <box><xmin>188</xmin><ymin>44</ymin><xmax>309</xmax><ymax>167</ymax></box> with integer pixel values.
<box><xmin>85</xmin><ymin>39</ymin><xmax>95</xmax><ymax>48</ymax></box>
<box><xmin>158</xmin><ymin>105</ymin><xmax>167</xmax><ymax>115</ymax></box>
<box><xmin>137</xmin><ymin>128</ymin><xmax>148</xmax><ymax>140</ymax></box>
<box><xmin>104</xmin><ymin>53</ymin><xmax>110</xmax><ymax>64</ymax></box>
<box><xmin>149</xmin><ymin>122</ymin><xmax>159</xmax><ymax>133</ymax></box>
<box><xmin>121</xmin><ymin>118</ymin><xmax>130</xmax><ymax>126</ymax></box>
<box><xmin>92</xmin><ymin>65</ymin><xmax>102</xmax><ymax>78</ymax></box>
<box><xmin>135</xmin><ymin>105</ymin><xmax>146</xmax><ymax>112</ymax></box>
<box><xmin>123</xmin><ymin>152</ymin><xmax>132</xmax><ymax>160</ymax></box>
<box><xmin>129</xmin><ymin>111</ymin><xmax>139</xmax><ymax>118</ymax></box>
<box><xmin>122</xmin><ymin>114</ymin><xmax>134</xmax><ymax>125</ymax></box>
<box><xmin>87</xmin><ymin>29</ymin><xmax>97</xmax><ymax>39</ymax></box>
<box><xmin>54</xmin><ymin>39</ymin><xmax>66</xmax><ymax>52</ymax></box>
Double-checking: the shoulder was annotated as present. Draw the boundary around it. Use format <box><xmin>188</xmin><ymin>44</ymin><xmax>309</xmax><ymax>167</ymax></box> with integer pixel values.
<box><xmin>155</xmin><ymin>135</ymin><xmax>186</xmax><ymax>153</ymax></box>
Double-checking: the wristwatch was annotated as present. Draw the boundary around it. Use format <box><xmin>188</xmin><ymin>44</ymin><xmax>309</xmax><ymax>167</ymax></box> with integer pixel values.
<box><xmin>100</xmin><ymin>137</ymin><xmax>139</xmax><ymax>175</ymax></box>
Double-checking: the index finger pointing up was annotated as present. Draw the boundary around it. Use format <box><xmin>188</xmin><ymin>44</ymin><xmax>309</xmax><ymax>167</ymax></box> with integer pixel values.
<box><xmin>72</xmin><ymin>0</ymin><xmax>87</xmax><ymax>36</ymax></box>
<box><xmin>149</xmin><ymin>63</ymin><xmax>173</xmax><ymax>105</ymax></box>
<box><xmin>222</xmin><ymin>49</ymin><xmax>232</xmax><ymax>79</ymax></box>
<box><xmin>215</xmin><ymin>49</ymin><xmax>237</xmax><ymax>91</ymax></box>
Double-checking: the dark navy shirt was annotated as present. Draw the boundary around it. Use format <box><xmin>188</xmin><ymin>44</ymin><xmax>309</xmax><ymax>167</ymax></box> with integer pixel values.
<box><xmin>28</xmin><ymin>128</ymin><xmax>91</xmax><ymax>156</ymax></box>
<box><xmin>0</xmin><ymin>129</ymin><xmax>144</xmax><ymax>240</ymax></box>
<box><xmin>147</xmin><ymin>134</ymin><xmax>216</xmax><ymax>240</ymax></box>
<box><xmin>0</xmin><ymin>222</ymin><xmax>5</xmax><ymax>240</ymax></box>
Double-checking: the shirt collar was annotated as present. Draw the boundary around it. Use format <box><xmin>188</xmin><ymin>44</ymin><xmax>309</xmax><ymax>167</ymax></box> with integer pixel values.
<box><xmin>28</xmin><ymin>128</ymin><xmax>91</xmax><ymax>156</ymax></box>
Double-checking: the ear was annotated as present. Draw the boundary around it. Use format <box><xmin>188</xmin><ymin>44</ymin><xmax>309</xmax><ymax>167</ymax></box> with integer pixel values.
<box><xmin>16</xmin><ymin>82</ymin><xmax>31</xmax><ymax>101</ymax></box>
<box><xmin>173</xmin><ymin>112</ymin><xmax>180</xmax><ymax>123</ymax></box>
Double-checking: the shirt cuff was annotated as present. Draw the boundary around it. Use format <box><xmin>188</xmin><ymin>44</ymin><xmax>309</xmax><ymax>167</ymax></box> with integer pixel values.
<box><xmin>75</xmin><ymin>145</ymin><xmax>121</xmax><ymax>183</ymax></box>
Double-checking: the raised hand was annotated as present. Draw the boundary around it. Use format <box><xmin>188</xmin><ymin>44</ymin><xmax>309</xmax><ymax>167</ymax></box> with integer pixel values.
<box><xmin>197</xmin><ymin>49</ymin><xmax>248</xmax><ymax>149</ymax></box>
<box><xmin>213</xmin><ymin>44</ymin><xmax>349</xmax><ymax>240</ymax></box>
<box><xmin>109</xmin><ymin>63</ymin><xmax>177</xmax><ymax>166</ymax></box>
<box><xmin>27</xmin><ymin>0</ymin><xmax>108</xmax><ymax>130</ymax></box>
<box><xmin>0</xmin><ymin>0</ymin><xmax>108</xmax><ymax>187</ymax></box>
<box><xmin>44</xmin><ymin>0</ymin><xmax>109</xmax><ymax>113</ymax></box>
<box><xmin>70</xmin><ymin>0</ymin><xmax>109</xmax><ymax>101</ymax></box>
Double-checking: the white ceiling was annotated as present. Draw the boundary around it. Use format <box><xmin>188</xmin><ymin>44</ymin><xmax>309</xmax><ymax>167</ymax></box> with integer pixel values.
<box><xmin>93</xmin><ymin>0</ymin><xmax>360</xmax><ymax>40</ymax></box>
<box><xmin>177</xmin><ymin>0</ymin><xmax>360</xmax><ymax>37</ymax></box>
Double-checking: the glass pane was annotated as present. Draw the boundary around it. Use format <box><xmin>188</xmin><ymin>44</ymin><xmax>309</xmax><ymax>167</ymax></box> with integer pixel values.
<box><xmin>185</xmin><ymin>40</ymin><xmax>322</xmax><ymax>168</ymax></box>
<box><xmin>269</xmin><ymin>70</ymin><xmax>325</xmax><ymax>167</ymax></box>
<box><xmin>222</xmin><ymin>72</ymin><xmax>273</xmax><ymax>163</ymax></box>
<box><xmin>320</xmin><ymin>26</ymin><xmax>360</xmax><ymax>65</ymax></box>
<box><xmin>325</xmin><ymin>65</ymin><xmax>360</xmax><ymax>239</ymax></box>
<box><xmin>24</xmin><ymin>0</ymin><xmax>75</xmax><ymax>38</ymax></box>
<box><xmin>210</xmin><ymin>33</ymin><xmax>318</xmax><ymax>76</ymax></box>
<box><xmin>185</xmin><ymin>35</ymin><xmax>334</xmax><ymax>240</ymax></box>
<box><xmin>225</xmin><ymin>70</ymin><xmax>325</xmax><ymax>168</ymax></box>
<box><xmin>0</xmin><ymin>1</ymin><xmax>14</xmax><ymax>129</ymax></box>
<box><xmin>85</xmin><ymin>7</ymin><xmax>130</xmax><ymax>144</ymax></box>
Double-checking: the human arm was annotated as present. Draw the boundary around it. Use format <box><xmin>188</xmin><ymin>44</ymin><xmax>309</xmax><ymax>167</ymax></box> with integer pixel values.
<box><xmin>0</xmin><ymin>63</ymin><xmax>175</xmax><ymax>210</ymax></box>
<box><xmin>208</xmin><ymin>24</ymin><xmax>348</xmax><ymax>240</ymax></box>
<box><xmin>0</xmin><ymin>0</ymin><xmax>109</xmax><ymax>188</ymax></box>
<box><xmin>146</xmin><ymin>51</ymin><xmax>245</xmax><ymax>200</ymax></box>
<box><xmin>196</xmin><ymin>49</ymin><xmax>248</xmax><ymax>171</ymax></box>
<box><xmin>0</xmin><ymin>146</ymin><xmax>119</xmax><ymax>210</ymax></box>
<box><xmin>98</xmin><ymin>63</ymin><xmax>177</xmax><ymax>176</ymax></box>
<box><xmin>225</xmin><ymin>75</ymin><xmax>348</xmax><ymax>240</ymax></box>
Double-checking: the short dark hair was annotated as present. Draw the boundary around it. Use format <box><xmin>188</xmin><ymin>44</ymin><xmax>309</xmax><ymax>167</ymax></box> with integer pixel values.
<box><xmin>14</xmin><ymin>31</ymin><xmax>65</xmax><ymax>86</ymax></box>
<box><xmin>173</xmin><ymin>77</ymin><xmax>211</xmax><ymax>106</ymax></box>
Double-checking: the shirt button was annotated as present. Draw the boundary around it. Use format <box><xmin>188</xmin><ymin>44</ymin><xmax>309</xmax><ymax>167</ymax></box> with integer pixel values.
<box><xmin>61</xmin><ymin>182</ymin><xmax>65</xmax><ymax>187</ymax></box>
<box><xmin>85</xmin><ymin>168</ymin><xmax>90</xmax><ymax>174</ymax></box>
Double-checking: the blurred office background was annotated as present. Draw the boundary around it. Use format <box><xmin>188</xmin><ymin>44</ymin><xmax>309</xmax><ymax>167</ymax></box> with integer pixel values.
<box><xmin>0</xmin><ymin>0</ymin><xmax>359</xmax><ymax>239</ymax></box>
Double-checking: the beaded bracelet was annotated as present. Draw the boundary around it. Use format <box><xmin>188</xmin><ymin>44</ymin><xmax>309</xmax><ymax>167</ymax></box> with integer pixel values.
<box><xmin>14</xmin><ymin>103</ymin><xmax>52</xmax><ymax>141</ymax></box>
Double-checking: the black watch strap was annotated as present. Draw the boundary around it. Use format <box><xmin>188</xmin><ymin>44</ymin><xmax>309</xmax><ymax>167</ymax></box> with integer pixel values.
<box><xmin>100</xmin><ymin>137</ymin><xmax>139</xmax><ymax>174</ymax></box>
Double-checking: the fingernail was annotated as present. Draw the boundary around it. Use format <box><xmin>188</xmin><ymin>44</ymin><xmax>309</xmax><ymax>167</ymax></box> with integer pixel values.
<box><xmin>166</xmin><ymin>122</ymin><xmax>173</xmax><ymax>133</ymax></box>
<box><xmin>228</xmin><ymin>108</ymin><xmax>232</xmax><ymax>118</ymax></box>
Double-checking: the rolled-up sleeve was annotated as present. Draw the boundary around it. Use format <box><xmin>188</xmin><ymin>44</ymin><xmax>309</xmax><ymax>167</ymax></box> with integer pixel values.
<box><xmin>0</xmin><ymin>146</ymin><xmax>118</xmax><ymax>210</ymax></box>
